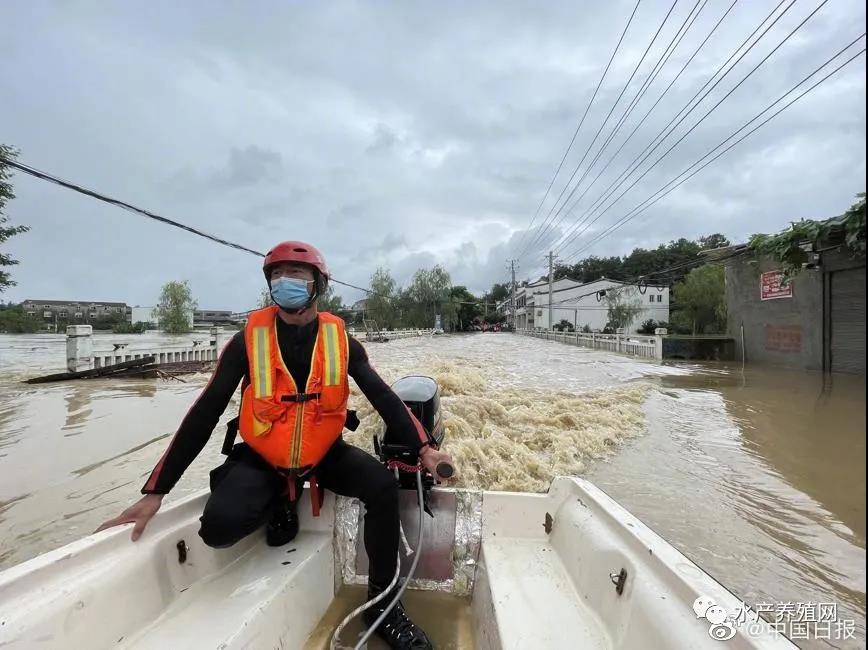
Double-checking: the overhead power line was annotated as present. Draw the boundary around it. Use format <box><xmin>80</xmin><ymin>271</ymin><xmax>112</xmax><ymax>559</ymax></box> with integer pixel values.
<box><xmin>1</xmin><ymin>157</ymin><xmax>520</xmax><ymax>310</ymax></box>
<box><xmin>551</xmin><ymin>0</ymin><xmax>797</xmax><ymax>256</ymax></box>
<box><xmin>517</xmin><ymin>0</ymin><xmax>736</xmax><ymax>284</ymax></box>
<box><xmin>511</xmin><ymin>0</ymin><xmax>642</xmax><ymax>259</ymax></box>
<box><xmin>0</xmin><ymin>157</ymin><xmax>265</xmax><ymax>257</ymax></box>
<box><xmin>556</xmin><ymin>0</ymin><xmax>831</xmax><ymax>258</ymax></box>
<box><xmin>522</xmin><ymin>0</ymin><xmax>709</xmax><ymax>260</ymax></box>
<box><xmin>561</xmin><ymin>36</ymin><xmax>866</xmax><ymax>263</ymax></box>
<box><xmin>0</xmin><ymin>156</ymin><xmax>385</xmax><ymax>298</ymax></box>
<box><xmin>518</xmin><ymin>0</ymin><xmax>680</xmax><ymax>260</ymax></box>
<box><xmin>551</xmin><ymin>0</ymin><xmax>739</xmax><ymax>251</ymax></box>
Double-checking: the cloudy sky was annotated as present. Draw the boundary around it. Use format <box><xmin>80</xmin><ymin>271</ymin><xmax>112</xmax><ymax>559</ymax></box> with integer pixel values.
<box><xmin>1</xmin><ymin>1</ymin><xmax>865</xmax><ymax>310</ymax></box>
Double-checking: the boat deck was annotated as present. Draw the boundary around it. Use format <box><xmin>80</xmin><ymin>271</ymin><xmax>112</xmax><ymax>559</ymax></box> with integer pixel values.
<box><xmin>119</xmin><ymin>530</ymin><xmax>333</xmax><ymax>649</ymax></box>
<box><xmin>0</xmin><ymin>480</ymin><xmax>796</xmax><ymax>650</ymax></box>
<box><xmin>480</xmin><ymin>536</ymin><xmax>610</xmax><ymax>649</ymax></box>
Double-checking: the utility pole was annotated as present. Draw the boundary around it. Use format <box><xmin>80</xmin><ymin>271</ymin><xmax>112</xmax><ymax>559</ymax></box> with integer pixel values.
<box><xmin>547</xmin><ymin>251</ymin><xmax>556</xmax><ymax>331</ymax></box>
<box><xmin>510</xmin><ymin>260</ymin><xmax>517</xmax><ymax>330</ymax></box>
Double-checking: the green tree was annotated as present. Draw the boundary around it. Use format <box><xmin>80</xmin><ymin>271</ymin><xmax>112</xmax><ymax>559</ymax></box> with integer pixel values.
<box><xmin>257</xmin><ymin>287</ymin><xmax>273</xmax><ymax>308</ymax></box>
<box><xmin>555</xmin><ymin>255</ymin><xmax>622</xmax><ymax>282</ymax></box>
<box><xmin>367</xmin><ymin>267</ymin><xmax>397</xmax><ymax>329</ymax></box>
<box><xmin>113</xmin><ymin>321</ymin><xmax>147</xmax><ymax>334</ymax></box>
<box><xmin>448</xmin><ymin>285</ymin><xmax>482</xmax><ymax>331</ymax></box>
<box><xmin>406</xmin><ymin>265</ymin><xmax>455</xmax><ymax>328</ymax></box>
<box><xmin>0</xmin><ymin>303</ymin><xmax>40</xmax><ymax>333</ymax></box>
<box><xmin>749</xmin><ymin>192</ymin><xmax>866</xmax><ymax>279</ymax></box>
<box><xmin>318</xmin><ymin>286</ymin><xmax>343</xmax><ymax>313</ymax></box>
<box><xmin>391</xmin><ymin>287</ymin><xmax>411</xmax><ymax>329</ymax></box>
<box><xmin>553</xmin><ymin>236</ymin><xmax>720</xmax><ymax>284</ymax></box>
<box><xmin>699</xmin><ymin>233</ymin><xmax>731</xmax><ymax>250</ymax></box>
<box><xmin>841</xmin><ymin>192</ymin><xmax>866</xmax><ymax>256</ymax></box>
<box><xmin>317</xmin><ymin>285</ymin><xmax>352</xmax><ymax>320</ymax></box>
<box><xmin>0</xmin><ymin>145</ymin><xmax>30</xmax><ymax>293</ymax></box>
<box><xmin>487</xmin><ymin>282</ymin><xmax>511</xmax><ymax>303</ymax></box>
<box><xmin>671</xmin><ymin>265</ymin><xmax>726</xmax><ymax>334</ymax></box>
<box><xmin>605</xmin><ymin>288</ymin><xmax>643</xmax><ymax>331</ymax></box>
<box><xmin>90</xmin><ymin>313</ymin><xmax>127</xmax><ymax>330</ymax></box>
<box><xmin>155</xmin><ymin>280</ymin><xmax>197</xmax><ymax>334</ymax></box>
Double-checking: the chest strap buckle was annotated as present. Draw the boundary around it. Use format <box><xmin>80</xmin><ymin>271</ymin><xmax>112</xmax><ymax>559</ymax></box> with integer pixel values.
<box><xmin>280</xmin><ymin>392</ymin><xmax>321</xmax><ymax>403</ymax></box>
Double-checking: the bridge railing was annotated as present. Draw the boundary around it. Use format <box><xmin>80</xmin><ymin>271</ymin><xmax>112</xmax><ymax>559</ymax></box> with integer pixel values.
<box><xmin>66</xmin><ymin>325</ymin><xmax>233</xmax><ymax>372</ymax></box>
<box><xmin>349</xmin><ymin>328</ymin><xmax>434</xmax><ymax>341</ymax></box>
<box><xmin>516</xmin><ymin>329</ymin><xmax>664</xmax><ymax>360</ymax></box>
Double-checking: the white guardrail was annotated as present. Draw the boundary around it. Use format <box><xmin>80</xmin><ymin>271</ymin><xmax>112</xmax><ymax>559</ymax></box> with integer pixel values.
<box><xmin>67</xmin><ymin>325</ymin><xmax>436</xmax><ymax>373</ymax></box>
<box><xmin>516</xmin><ymin>328</ymin><xmax>665</xmax><ymax>360</ymax></box>
<box><xmin>66</xmin><ymin>325</ymin><xmax>233</xmax><ymax>373</ymax></box>
<box><xmin>350</xmin><ymin>328</ymin><xmax>435</xmax><ymax>341</ymax></box>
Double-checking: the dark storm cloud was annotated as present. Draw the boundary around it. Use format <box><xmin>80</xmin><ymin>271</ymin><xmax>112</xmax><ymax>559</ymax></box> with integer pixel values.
<box><xmin>212</xmin><ymin>146</ymin><xmax>284</xmax><ymax>189</ymax></box>
<box><xmin>1</xmin><ymin>1</ymin><xmax>864</xmax><ymax>308</ymax></box>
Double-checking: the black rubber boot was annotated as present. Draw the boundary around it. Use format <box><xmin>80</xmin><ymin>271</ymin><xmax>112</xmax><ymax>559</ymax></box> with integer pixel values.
<box><xmin>266</xmin><ymin>499</ymin><xmax>299</xmax><ymax>547</ymax></box>
<box><xmin>362</xmin><ymin>582</ymin><xmax>433</xmax><ymax>649</ymax></box>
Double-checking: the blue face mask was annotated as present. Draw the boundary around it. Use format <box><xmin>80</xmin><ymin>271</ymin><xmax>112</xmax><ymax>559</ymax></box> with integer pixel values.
<box><xmin>270</xmin><ymin>277</ymin><xmax>313</xmax><ymax>310</ymax></box>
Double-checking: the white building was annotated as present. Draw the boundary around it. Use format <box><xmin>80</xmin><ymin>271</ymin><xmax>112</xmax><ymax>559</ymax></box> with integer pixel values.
<box><xmin>507</xmin><ymin>277</ymin><xmax>669</xmax><ymax>333</ymax></box>
<box><xmin>130</xmin><ymin>306</ymin><xmax>157</xmax><ymax>326</ymax></box>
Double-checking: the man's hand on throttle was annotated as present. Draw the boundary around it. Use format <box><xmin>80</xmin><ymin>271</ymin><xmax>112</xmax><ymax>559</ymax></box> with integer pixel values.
<box><xmin>419</xmin><ymin>446</ymin><xmax>455</xmax><ymax>483</ymax></box>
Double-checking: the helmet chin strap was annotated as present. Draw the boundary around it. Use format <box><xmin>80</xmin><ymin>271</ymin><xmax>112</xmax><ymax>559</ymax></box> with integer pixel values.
<box><xmin>278</xmin><ymin>303</ymin><xmax>313</xmax><ymax>316</ymax></box>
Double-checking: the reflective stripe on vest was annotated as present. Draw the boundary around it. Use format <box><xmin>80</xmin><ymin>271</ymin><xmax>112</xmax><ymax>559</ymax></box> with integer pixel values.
<box><xmin>323</xmin><ymin>321</ymin><xmax>342</xmax><ymax>386</ymax></box>
<box><xmin>252</xmin><ymin>325</ymin><xmax>273</xmax><ymax>399</ymax></box>
<box><xmin>238</xmin><ymin>307</ymin><xmax>349</xmax><ymax>470</ymax></box>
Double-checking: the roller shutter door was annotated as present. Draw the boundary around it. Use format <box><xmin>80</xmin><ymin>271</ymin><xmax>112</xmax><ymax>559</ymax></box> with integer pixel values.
<box><xmin>830</xmin><ymin>268</ymin><xmax>866</xmax><ymax>374</ymax></box>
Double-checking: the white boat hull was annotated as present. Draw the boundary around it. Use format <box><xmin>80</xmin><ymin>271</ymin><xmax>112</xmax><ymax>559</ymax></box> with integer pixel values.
<box><xmin>0</xmin><ymin>477</ymin><xmax>794</xmax><ymax>649</ymax></box>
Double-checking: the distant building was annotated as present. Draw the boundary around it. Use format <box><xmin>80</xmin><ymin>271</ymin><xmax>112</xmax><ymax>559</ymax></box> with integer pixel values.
<box><xmin>502</xmin><ymin>277</ymin><xmax>669</xmax><ymax>332</ymax></box>
<box><xmin>193</xmin><ymin>310</ymin><xmax>237</xmax><ymax>326</ymax></box>
<box><xmin>130</xmin><ymin>306</ymin><xmax>158</xmax><ymax>328</ymax></box>
<box><xmin>21</xmin><ymin>299</ymin><xmax>132</xmax><ymax>330</ymax></box>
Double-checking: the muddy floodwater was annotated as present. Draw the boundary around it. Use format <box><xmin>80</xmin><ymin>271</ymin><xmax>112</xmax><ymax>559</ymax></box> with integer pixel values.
<box><xmin>0</xmin><ymin>332</ymin><xmax>864</xmax><ymax>649</ymax></box>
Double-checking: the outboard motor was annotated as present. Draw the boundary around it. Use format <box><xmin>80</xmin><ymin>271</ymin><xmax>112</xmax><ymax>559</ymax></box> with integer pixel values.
<box><xmin>373</xmin><ymin>375</ymin><xmax>447</xmax><ymax>492</ymax></box>
<box><xmin>332</xmin><ymin>377</ymin><xmax>453</xmax><ymax>649</ymax></box>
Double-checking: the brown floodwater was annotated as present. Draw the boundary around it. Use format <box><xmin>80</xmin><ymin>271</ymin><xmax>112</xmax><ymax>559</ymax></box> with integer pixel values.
<box><xmin>0</xmin><ymin>332</ymin><xmax>864</xmax><ymax>649</ymax></box>
<box><xmin>305</xmin><ymin>585</ymin><xmax>474</xmax><ymax>650</ymax></box>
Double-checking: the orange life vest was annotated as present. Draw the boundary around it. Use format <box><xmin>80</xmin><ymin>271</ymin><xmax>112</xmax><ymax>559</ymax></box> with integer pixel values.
<box><xmin>238</xmin><ymin>307</ymin><xmax>349</xmax><ymax>473</ymax></box>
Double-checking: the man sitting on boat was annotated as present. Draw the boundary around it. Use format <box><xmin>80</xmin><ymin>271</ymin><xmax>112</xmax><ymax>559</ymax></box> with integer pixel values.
<box><xmin>98</xmin><ymin>241</ymin><xmax>454</xmax><ymax>650</ymax></box>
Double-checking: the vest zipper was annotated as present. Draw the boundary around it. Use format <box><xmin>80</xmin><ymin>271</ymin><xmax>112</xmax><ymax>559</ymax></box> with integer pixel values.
<box><xmin>290</xmin><ymin>401</ymin><xmax>304</xmax><ymax>469</ymax></box>
<box><xmin>291</xmin><ymin>324</ymin><xmax>322</xmax><ymax>469</ymax></box>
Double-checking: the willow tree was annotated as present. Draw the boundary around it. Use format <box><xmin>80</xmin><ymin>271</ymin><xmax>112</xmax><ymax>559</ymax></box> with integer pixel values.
<box><xmin>406</xmin><ymin>265</ymin><xmax>455</xmax><ymax>329</ymax></box>
<box><xmin>671</xmin><ymin>265</ymin><xmax>726</xmax><ymax>335</ymax></box>
<box><xmin>367</xmin><ymin>267</ymin><xmax>398</xmax><ymax>329</ymax></box>
<box><xmin>155</xmin><ymin>280</ymin><xmax>197</xmax><ymax>334</ymax></box>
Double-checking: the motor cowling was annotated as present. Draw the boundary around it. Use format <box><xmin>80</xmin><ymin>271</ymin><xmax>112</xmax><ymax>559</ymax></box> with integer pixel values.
<box><xmin>374</xmin><ymin>375</ymin><xmax>445</xmax><ymax>489</ymax></box>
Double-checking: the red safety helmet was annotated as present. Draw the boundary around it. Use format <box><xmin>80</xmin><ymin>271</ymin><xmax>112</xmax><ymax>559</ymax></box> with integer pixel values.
<box><xmin>263</xmin><ymin>241</ymin><xmax>330</xmax><ymax>284</ymax></box>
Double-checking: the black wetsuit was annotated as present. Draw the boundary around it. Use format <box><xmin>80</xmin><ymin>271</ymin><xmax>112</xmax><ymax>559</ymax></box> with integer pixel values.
<box><xmin>142</xmin><ymin>315</ymin><xmax>424</xmax><ymax>587</ymax></box>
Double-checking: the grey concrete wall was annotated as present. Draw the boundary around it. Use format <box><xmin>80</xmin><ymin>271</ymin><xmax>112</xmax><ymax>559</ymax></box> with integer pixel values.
<box><xmin>662</xmin><ymin>337</ymin><xmax>736</xmax><ymax>361</ymax></box>
<box><xmin>726</xmin><ymin>257</ymin><xmax>824</xmax><ymax>370</ymax></box>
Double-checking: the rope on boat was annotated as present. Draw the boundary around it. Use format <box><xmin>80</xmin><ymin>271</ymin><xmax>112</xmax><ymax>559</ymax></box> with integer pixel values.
<box><xmin>330</xmin><ymin>470</ymin><xmax>426</xmax><ymax>650</ymax></box>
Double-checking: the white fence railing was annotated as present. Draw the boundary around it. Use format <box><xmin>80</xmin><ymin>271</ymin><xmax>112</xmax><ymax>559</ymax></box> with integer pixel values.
<box><xmin>92</xmin><ymin>344</ymin><xmax>218</xmax><ymax>369</ymax></box>
<box><xmin>350</xmin><ymin>328</ymin><xmax>434</xmax><ymax>341</ymax></box>
<box><xmin>517</xmin><ymin>329</ymin><xmax>663</xmax><ymax>360</ymax></box>
<box><xmin>67</xmin><ymin>325</ymin><xmax>233</xmax><ymax>372</ymax></box>
<box><xmin>68</xmin><ymin>324</ymin><xmax>436</xmax><ymax>373</ymax></box>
